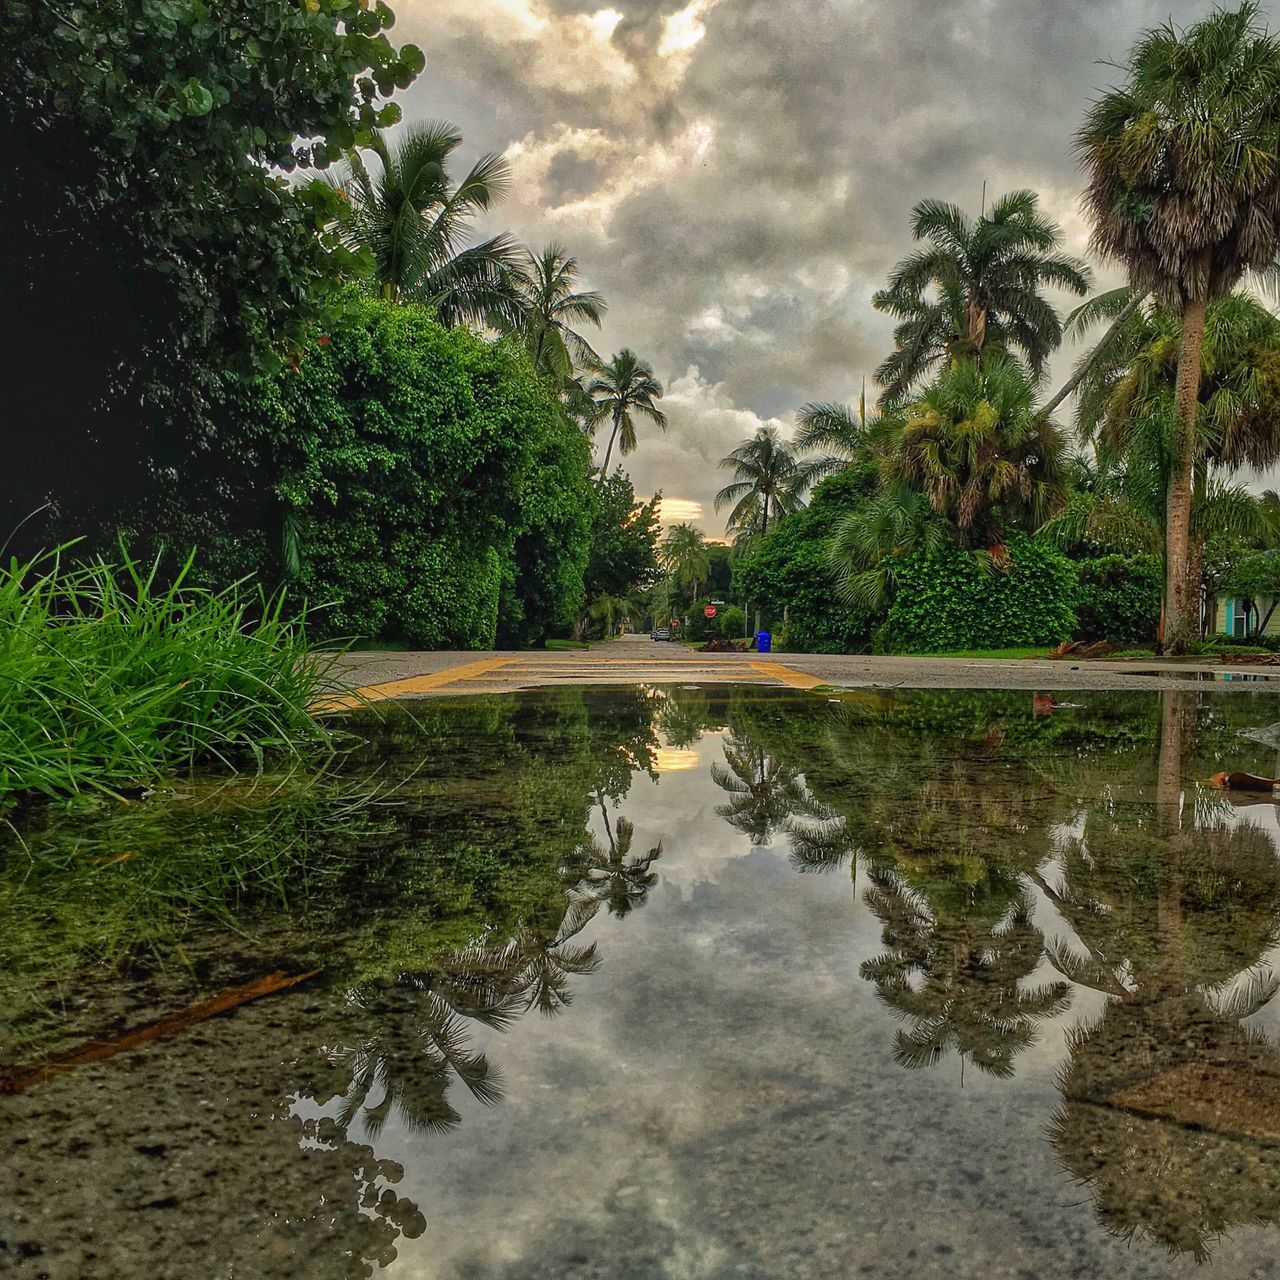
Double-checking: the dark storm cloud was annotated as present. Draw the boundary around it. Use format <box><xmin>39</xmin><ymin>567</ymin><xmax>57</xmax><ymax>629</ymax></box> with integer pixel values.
<box><xmin>394</xmin><ymin>0</ymin><xmax>1276</xmax><ymax>527</ymax></box>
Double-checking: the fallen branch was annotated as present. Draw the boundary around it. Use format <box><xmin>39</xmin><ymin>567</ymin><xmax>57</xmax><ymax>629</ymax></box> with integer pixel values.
<box><xmin>0</xmin><ymin>968</ymin><xmax>321</xmax><ymax>1096</ymax></box>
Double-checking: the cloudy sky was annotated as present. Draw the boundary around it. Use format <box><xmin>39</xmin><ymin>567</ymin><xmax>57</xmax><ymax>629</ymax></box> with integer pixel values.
<box><xmin>392</xmin><ymin>0</ymin><xmax>1276</xmax><ymax>535</ymax></box>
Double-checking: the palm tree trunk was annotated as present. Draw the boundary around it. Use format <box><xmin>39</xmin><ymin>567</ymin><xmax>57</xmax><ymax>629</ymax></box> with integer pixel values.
<box><xmin>1038</xmin><ymin>292</ymin><xmax>1145</xmax><ymax>420</ymax></box>
<box><xmin>1186</xmin><ymin>530</ymin><xmax>1206</xmax><ymax>639</ymax></box>
<box><xmin>1165</xmin><ymin>296</ymin><xmax>1209</xmax><ymax>655</ymax></box>
<box><xmin>965</xmin><ymin>298</ymin><xmax>988</xmax><ymax>355</ymax></box>
<box><xmin>596</xmin><ymin>413</ymin><xmax>621</xmax><ymax>490</ymax></box>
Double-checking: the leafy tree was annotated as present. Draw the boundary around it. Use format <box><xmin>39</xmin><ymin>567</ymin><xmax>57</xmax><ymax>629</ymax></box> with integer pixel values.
<box><xmin>581</xmin><ymin>473</ymin><xmax>662</xmax><ymax>607</ymax></box>
<box><xmin>732</xmin><ymin>467</ymin><xmax>879</xmax><ymax>652</ymax></box>
<box><xmin>660</xmin><ymin>524</ymin><xmax>712</xmax><ymax>602</ymax></box>
<box><xmin>1077</xmin><ymin>3</ymin><xmax>1280</xmax><ymax>650</ymax></box>
<box><xmin>254</xmin><ymin>296</ymin><xmax>591</xmax><ymax>647</ymax></box>
<box><xmin>587</xmin><ymin>350</ymin><xmax>667</xmax><ymax>487</ymax></box>
<box><xmin>1</xmin><ymin>0</ymin><xmax>421</xmax><ymax>533</ymax></box>
<box><xmin>497</xmin><ymin>415</ymin><xmax>597</xmax><ymax>648</ymax></box>
<box><xmin>1225</xmin><ymin>549</ymin><xmax>1280</xmax><ymax>634</ymax></box>
<box><xmin>508</xmin><ymin>244</ymin><xmax>607</xmax><ymax>385</ymax></box>
<box><xmin>329</xmin><ymin>122</ymin><xmax>519</xmax><ymax>325</ymax></box>
<box><xmin>715</xmin><ymin>426</ymin><xmax>808</xmax><ymax>541</ymax></box>
<box><xmin>873</xmin><ymin>190</ymin><xmax>1089</xmax><ymax>404</ymax></box>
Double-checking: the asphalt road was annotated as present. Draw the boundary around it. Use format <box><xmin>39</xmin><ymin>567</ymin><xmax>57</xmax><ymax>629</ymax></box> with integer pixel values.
<box><xmin>328</xmin><ymin>633</ymin><xmax>1280</xmax><ymax>700</ymax></box>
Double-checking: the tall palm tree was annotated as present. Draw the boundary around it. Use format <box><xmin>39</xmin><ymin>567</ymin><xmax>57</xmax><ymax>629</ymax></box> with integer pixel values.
<box><xmin>660</xmin><ymin>523</ymin><xmax>711</xmax><ymax>602</ymax></box>
<box><xmin>586</xmin><ymin>349</ymin><xmax>667</xmax><ymax>488</ymax></box>
<box><xmin>508</xmin><ymin>243</ymin><xmax>607</xmax><ymax>384</ymax></box>
<box><xmin>873</xmin><ymin>189</ymin><xmax>1090</xmax><ymax>404</ymax></box>
<box><xmin>862</xmin><ymin>869</ymin><xmax>1070</xmax><ymax>1080</ymax></box>
<box><xmin>714</xmin><ymin>426</ymin><xmax>808</xmax><ymax>541</ymax></box>
<box><xmin>1077</xmin><ymin>3</ymin><xmax>1280</xmax><ymax>650</ymax></box>
<box><xmin>330</xmin><ymin>122</ymin><xmax>521</xmax><ymax>325</ymax></box>
<box><xmin>1064</xmin><ymin>289</ymin><xmax>1280</xmax><ymax>633</ymax></box>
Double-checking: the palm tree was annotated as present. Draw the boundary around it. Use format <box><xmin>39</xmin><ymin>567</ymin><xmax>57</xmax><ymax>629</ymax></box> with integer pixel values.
<box><xmin>1039</xmin><ymin>692</ymin><xmax>1280</xmax><ymax>1258</ymax></box>
<box><xmin>330</xmin><ymin>122</ymin><xmax>521</xmax><ymax>325</ymax></box>
<box><xmin>862</xmin><ymin>869</ymin><xmax>1070</xmax><ymax>1080</ymax></box>
<box><xmin>508</xmin><ymin>243</ymin><xmax>607</xmax><ymax>384</ymax></box>
<box><xmin>793</xmin><ymin>377</ymin><xmax>873</xmax><ymax>483</ymax></box>
<box><xmin>882</xmin><ymin>357</ymin><xmax>1071</xmax><ymax>551</ymax></box>
<box><xmin>1061</xmin><ymin>289</ymin><xmax>1280</xmax><ymax>633</ymax></box>
<box><xmin>873</xmin><ymin>189</ymin><xmax>1090</xmax><ymax>404</ymax></box>
<box><xmin>1077</xmin><ymin>3</ymin><xmax>1280</xmax><ymax>650</ymax></box>
<box><xmin>660</xmin><ymin>523</ymin><xmax>711</xmax><ymax>602</ymax></box>
<box><xmin>714</xmin><ymin>427</ymin><xmax>808</xmax><ymax>542</ymax></box>
<box><xmin>577</xmin><ymin>807</ymin><xmax>662</xmax><ymax>919</ymax></box>
<box><xmin>586</xmin><ymin>350</ymin><xmax>667</xmax><ymax>488</ymax></box>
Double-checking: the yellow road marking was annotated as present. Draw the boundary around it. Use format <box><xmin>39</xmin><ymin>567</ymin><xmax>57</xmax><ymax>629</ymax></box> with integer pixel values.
<box><xmin>313</xmin><ymin>657</ymin><xmax>516</xmax><ymax>713</ymax></box>
<box><xmin>749</xmin><ymin>661</ymin><xmax>825</xmax><ymax>690</ymax></box>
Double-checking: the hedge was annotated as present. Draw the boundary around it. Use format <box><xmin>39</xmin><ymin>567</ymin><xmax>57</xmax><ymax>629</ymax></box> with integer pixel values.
<box><xmin>1072</xmin><ymin>553</ymin><xmax>1162</xmax><ymax>645</ymax></box>
<box><xmin>881</xmin><ymin>533</ymin><xmax>1077</xmax><ymax>653</ymax></box>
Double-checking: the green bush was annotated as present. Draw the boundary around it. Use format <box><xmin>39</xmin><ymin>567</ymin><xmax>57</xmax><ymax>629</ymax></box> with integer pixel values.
<box><xmin>732</xmin><ymin>468</ymin><xmax>879</xmax><ymax>653</ymax></box>
<box><xmin>716</xmin><ymin>605</ymin><xmax>747</xmax><ymax>640</ymax></box>
<box><xmin>881</xmin><ymin>534</ymin><xmax>1077</xmax><ymax>653</ymax></box>
<box><xmin>251</xmin><ymin>296</ymin><xmax>592</xmax><ymax>648</ymax></box>
<box><xmin>1072</xmin><ymin>553</ymin><xmax>1162</xmax><ymax>644</ymax></box>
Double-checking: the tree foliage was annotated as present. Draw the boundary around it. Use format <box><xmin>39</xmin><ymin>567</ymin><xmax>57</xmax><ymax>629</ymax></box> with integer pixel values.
<box><xmin>733</xmin><ymin>468</ymin><xmax>879</xmax><ymax>653</ymax></box>
<box><xmin>328</xmin><ymin>122</ymin><xmax>520</xmax><ymax>324</ymax></box>
<box><xmin>1</xmin><ymin>0</ymin><xmax>422</xmax><ymax>529</ymax></box>
<box><xmin>255</xmin><ymin>297</ymin><xmax>592</xmax><ymax>647</ymax></box>
<box><xmin>873</xmin><ymin>190</ymin><xmax>1089</xmax><ymax>404</ymax></box>
<box><xmin>579</xmin><ymin>473</ymin><xmax>662</xmax><ymax>636</ymax></box>
<box><xmin>1073</xmin><ymin>553</ymin><xmax>1163</xmax><ymax>644</ymax></box>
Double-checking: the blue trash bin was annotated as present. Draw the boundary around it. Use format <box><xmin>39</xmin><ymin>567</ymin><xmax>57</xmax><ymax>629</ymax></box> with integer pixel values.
<box><xmin>757</xmin><ymin>630</ymin><xmax>771</xmax><ymax>654</ymax></box>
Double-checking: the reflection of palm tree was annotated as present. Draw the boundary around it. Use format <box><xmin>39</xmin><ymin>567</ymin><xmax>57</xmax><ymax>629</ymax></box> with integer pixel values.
<box><xmin>656</xmin><ymin>686</ymin><xmax>713</xmax><ymax>749</ymax></box>
<box><xmin>332</xmin><ymin>988</ymin><xmax>504</xmax><ymax>1139</ymax></box>
<box><xmin>576</xmin><ymin>806</ymin><xmax>662</xmax><ymax>919</ymax></box>
<box><xmin>862</xmin><ymin>868</ymin><xmax>1069</xmax><ymax>1079</ymax></box>
<box><xmin>712</xmin><ymin>732</ymin><xmax>825</xmax><ymax>844</ymax></box>
<box><xmin>1045</xmin><ymin>691</ymin><xmax>1280</xmax><ymax>1259</ymax></box>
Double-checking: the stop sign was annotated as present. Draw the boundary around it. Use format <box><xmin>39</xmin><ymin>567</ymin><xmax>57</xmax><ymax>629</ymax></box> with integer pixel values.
<box><xmin>704</xmin><ymin>605</ymin><xmax>717</xmax><ymax>618</ymax></box>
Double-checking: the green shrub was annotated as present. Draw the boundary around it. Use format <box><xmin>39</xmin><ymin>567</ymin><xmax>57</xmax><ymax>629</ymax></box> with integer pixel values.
<box><xmin>716</xmin><ymin>605</ymin><xmax>747</xmax><ymax>640</ymax></box>
<box><xmin>252</xmin><ymin>297</ymin><xmax>592</xmax><ymax>648</ymax></box>
<box><xmin>0</xmin><ymin>546</ymin><xmax>336</xmax><ymax>804</ymax></box>
<box><xmin>882</xmin><ymin>534</ymin><xmax>1077</xmax><ymax>653</ymax></box>
<box><xmin>732</xmin><ymin>468</ymin><xmax>879</xmax><ymax>653</ymax></box>
<box><xmin>1072</xmin><ymin>553</ymin><xmax>1162</xmax><ymax>645</ymax></box>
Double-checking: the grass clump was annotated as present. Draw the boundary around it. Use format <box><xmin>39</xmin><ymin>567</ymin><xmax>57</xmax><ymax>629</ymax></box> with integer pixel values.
<box><xmin>0</xmin><ymin>544</ymin><xmax>339</xmax><ymax>804</ymax></box>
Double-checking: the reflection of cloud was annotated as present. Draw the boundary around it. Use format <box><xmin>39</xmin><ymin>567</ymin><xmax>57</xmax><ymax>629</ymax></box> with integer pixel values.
<box><xmin>653</xmin><ymin>746</ymin><xmax>700</xmax><ymax>772</ymax></box>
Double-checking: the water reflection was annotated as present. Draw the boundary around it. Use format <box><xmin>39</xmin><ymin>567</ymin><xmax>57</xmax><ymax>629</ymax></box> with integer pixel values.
<box><xmin>8</xmin><ymin>685</ymin><xmax>1280</xmax><ymax>1275</ymax></box>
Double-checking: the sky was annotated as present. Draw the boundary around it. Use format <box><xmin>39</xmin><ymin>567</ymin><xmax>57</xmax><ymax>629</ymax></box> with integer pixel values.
<box><xmin>391</xmin><ymin>0</ymin><xmax>1278</xmax><ymax>535</ymax></box>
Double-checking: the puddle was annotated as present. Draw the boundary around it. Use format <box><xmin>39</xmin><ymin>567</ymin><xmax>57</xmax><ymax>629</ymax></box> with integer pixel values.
<box><xmin>1130</xmin><ymin>667</ymin><xmax>1280</xmax><ymax>682</ymax></box>
<box><xmin>5</xmin><ymin>686</ymin><xmax>1280</xmax><ymax>1278</ymax></box>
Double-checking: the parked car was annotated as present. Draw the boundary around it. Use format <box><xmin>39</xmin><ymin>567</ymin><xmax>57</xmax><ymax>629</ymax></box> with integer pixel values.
<box><xmin>652</xmin><ymin>627</ymin><xmax>671</xmax><ymax>641</ymax></box>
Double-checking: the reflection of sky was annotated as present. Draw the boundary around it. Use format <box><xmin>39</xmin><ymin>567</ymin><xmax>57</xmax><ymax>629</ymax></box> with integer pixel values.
<box><xmin>354</xmin><ymin>726</ymin><xmax>1280</xmax><ymax>1280</ymax></box>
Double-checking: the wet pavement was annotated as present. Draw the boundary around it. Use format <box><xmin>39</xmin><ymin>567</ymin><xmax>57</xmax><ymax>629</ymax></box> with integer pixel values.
<box><xmin>333</xmin><ymin>635</ymin><xmax>1280</xmax><ymax>699</ymax></box>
